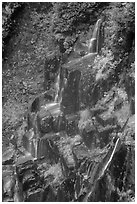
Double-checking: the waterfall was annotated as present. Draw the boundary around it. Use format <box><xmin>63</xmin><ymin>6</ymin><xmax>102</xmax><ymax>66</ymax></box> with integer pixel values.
<box><xmin>54</xmin><ymin>71</ymin><xmax>60</xmax><ymax>102</ymax></box>
<box><xmin>54</xmin><ymin>19</ymin><xmax>102</xmax><ymax>105</ymax></box>
<box><xmin>33</xmin><ymin>139</ymin><xmax>38</xmax><ymax>159</ymax></box>
<box><xmin>54</xmin><ymin>67</ymin><xmax>68</xmax><ymax>106</ymax></box>
<box><xmin>88</xmin><ymin>19</ymin><xmax>102</xmax><ymax>53</ymax></box>
<box><xmin>23</xmin><ymin>19</ymin><xmax>103</xmax><ymax>159</ymax></box>
<box><xmin>50</xmin><ymin>19</ymin><xmax>102</xmax><ymax>115</ymax></box>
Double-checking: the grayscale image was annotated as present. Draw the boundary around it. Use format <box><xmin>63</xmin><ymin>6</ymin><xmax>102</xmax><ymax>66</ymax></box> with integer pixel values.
<box><xmin>2</xmin><ymin>2</ymin><xmax>135</xmax><ymax>202</ymax></box>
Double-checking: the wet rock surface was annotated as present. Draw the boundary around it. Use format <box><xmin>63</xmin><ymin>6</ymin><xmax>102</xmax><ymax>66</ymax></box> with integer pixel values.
<box><xmin>3</xmin><ymin>53</ymin><xmax>135</xmax><ymax>202</ymax></box>
<box><xmin>2</xmin><ymin>3</ymin><xmax>135</xmax><ymax>202</ymax></box>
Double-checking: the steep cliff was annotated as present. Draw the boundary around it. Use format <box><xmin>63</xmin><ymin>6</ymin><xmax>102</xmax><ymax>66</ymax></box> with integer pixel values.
<box><xmin>2</xmin><ymin>2</ymin><xmax>135</xmax><ymax>202</ymax></box>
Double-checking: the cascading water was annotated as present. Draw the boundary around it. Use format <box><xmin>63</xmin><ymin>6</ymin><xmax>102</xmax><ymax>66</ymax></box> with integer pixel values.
<box><xmin>23</xmin><ymin>19</ymin><xmax>103</xmax><ymax>159</ymax></box>
<box><xmin>57</xmin><ymin>19</ymin><xmax>102</xmax><ymax>114</ymax></box>
<box><xmin>88</xmin><ymin>19</ymin><xmax>102</xmax><ymax>53</ymax></box>
<box><xmin>54</xmin><ymin>67</ymin><xmax>66</xmax><ymax>105</ymax></box>
<box><xmin>54</xmin><ymin>19</ymin><xmax>102</xmax><ymax>107</ymax></box>
<box><xmin>3</xmin><ymin>13</ymin><xmax>135</xmax><ymax>202</ymax></box>
<box><xmin>54</xmin><ymin>71</ymin><xmax>60</xmax><ymax>103</ymax></box>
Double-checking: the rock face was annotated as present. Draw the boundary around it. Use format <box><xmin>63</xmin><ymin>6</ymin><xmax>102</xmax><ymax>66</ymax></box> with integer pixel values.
<box><xmin>61</xmin><ymin>70</ymin><xmax>81</xmax><ymax>115</ymax></box>
<box><xmin>2</xmin><ymin>17</ymin><xmax>135</xmax><ymax>202</ymax></box>
<box><xmin>20</xmin><ymin>18</ymin><xmax>103</xmax><ymax>160</ymax></box>
<box><xmin>44</xmin><ymin>51</ymin><xmax>61</xmax><ymax>91</ymax></box>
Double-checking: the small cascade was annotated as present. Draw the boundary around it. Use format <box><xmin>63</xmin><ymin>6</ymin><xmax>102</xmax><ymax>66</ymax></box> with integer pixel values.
<box><xmin>33</xmin><ymin>139</ymin><xmax>38</xmax><ymax>159</ymax></box>
<box><xmin>54</xmin><ymin>67</ymin><xmax>68</xmax><ymax>106</ymax></box>
<box><xmin>22</xmin><ymin>19</ymin><xmax>103</xmax><ymax>160</ymax></box>
<box><xmin>88</xmin><ymin>19</ymin><xmax>102</xmax><ymax>53</ymax></box>
<box><xmin>54</xmin><ymin>71</ymin><xmax>60</xmax><ymax>103</ymax></box>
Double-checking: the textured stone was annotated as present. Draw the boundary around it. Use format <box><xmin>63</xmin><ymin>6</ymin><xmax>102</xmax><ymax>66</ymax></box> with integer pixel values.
<box><xmin>61</xmin><ymin>70</ymin><xmax>81</xmax><ymax>115</ymax></box>
<box><xmin>2</xmin><ymin>145</ymin><xmax>15</xmax><ymax>165</ymax></box>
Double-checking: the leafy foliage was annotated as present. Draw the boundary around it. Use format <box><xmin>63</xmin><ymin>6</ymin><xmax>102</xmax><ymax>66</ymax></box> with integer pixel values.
<box><xmin>103</xmin><ymin>2</ymin><xmax>135</xmax><ymax>57</ymax></box>
<box><xmin>2</xmin><ymin>2</ymin><xmax>24</xmax><ymax>53</ymax></box>
<box><xmin>51</xmin><ymin>2</ymin><xmax>108</xmax><ymax>54</ymax></box>
<box><xmin>52</xmin><ymin>2</ymin><xmax>104</xmax><ymax>34</ymax></box>
<box><xmin>80</xmin><ymin>2</ymin><xmax>135</xmax><ymax>107</ymax></box>
<box><xmin>2</xmin><ymin>2</ymin><xmax>135</xmax><ymax>202</ymax></box>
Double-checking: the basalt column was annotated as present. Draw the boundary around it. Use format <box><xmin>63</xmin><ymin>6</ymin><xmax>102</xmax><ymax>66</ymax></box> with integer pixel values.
<box><xmin>61</xmin><ymin>69</ymin><xmax>81</xmax><ymax>115</ymax></box>
<box><xmin>21</xmin><ymin>19</ymin><xmax>103</xmax><ymax>160</ymax></box>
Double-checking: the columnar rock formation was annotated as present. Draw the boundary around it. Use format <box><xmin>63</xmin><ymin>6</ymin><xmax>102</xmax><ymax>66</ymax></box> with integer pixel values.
<box><xmin>3</xmin><ymin>17</ymin><xmax>134</xmax><ymax>202</ymax></box>
<box><xmin>22</xmin><ymin>19</ymin><xmax>103</xmax><ymax>159</ymax></box>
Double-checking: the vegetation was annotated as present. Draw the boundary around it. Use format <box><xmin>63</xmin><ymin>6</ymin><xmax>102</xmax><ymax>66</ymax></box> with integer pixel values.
<box><xmin>2</xmin><ymin>2</ymin><xmax>135</xmax><ymax>202</ymax></box>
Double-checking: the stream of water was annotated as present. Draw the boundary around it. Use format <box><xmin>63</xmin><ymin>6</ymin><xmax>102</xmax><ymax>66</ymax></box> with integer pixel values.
<box><xmin>52</xmin><ymin>18</ymin><xmax>102</xmax><ymax>112</ymax></box>
<box><xmin>24</xmin><ymin>19</ymin><xmax>103</xmax><ymax>159</ymax></box>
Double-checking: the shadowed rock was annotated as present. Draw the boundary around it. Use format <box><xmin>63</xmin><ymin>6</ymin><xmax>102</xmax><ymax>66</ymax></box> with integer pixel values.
<box><xmin>61</xmin><ymin>70</ymin><xmax>81</xmax><ymax>115</ymax></box>
<box><xmin>21</xmin><ymin>19</ymin><xmax>103</xmax><ymax>160</ymax></box>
